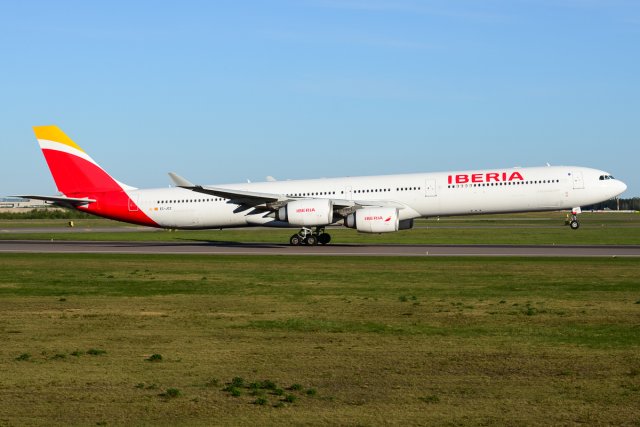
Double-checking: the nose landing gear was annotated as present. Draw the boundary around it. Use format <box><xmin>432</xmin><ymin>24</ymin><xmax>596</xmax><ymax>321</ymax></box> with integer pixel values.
<box><xmin>289</xmin><ymin>227</ymin><xmax>332</xmax><ymax>245</ymax></box>
<box><xmin>565</xmin><ymin>207</ymin><xmax>581</xmax><ymax>230</ymax></box>
<box><xmin>569</xmin><ymin>217</ymin><xmax>580</xmax><ymax>230</ymax></box>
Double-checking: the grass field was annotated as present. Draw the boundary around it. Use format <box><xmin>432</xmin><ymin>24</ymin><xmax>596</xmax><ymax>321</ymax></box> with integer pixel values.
<box><xmin>1</xmin><ymin>254</ymin><xmax>639</xmax><ymax>425</ymax></box>
<box><xmin>1</xmin><ymin>211</ymin><xmax>640</xmax><ymax>245</ymax></box>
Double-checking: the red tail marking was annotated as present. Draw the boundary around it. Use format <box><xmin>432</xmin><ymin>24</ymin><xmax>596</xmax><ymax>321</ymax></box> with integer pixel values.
<box><xmin>42</xmin><ymin>149</ymin><xmax>157</xmax><ymax>227</ymax></box>
<box><xmin>42</xmin><ymin>149</ymin><xmax>121</xmax><ymax>194</ymax></box>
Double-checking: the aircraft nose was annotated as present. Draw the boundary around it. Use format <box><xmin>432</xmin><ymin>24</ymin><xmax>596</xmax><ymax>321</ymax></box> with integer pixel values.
<box><xmin>618</xmin><ymin>180</ymin><xmax>627</xmax><ymax>194</ymax></box>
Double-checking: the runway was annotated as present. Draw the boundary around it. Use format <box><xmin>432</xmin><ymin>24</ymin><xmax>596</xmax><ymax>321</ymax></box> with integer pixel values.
<box><xmin>1</xmin><ymin>240</ymin><xmax>639</xmax><ymax>257</ymax></box>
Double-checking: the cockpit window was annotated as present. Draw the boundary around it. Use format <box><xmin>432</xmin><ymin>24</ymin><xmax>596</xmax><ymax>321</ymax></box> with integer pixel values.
<box><xmin>599</xmin><ymin>175</ymin><xmax>615</xmax><ymax>180</ymax></box>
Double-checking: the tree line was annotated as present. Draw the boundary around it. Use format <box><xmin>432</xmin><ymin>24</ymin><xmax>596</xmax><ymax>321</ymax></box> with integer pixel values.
<box><xmin>0</xmin><ymin>208</ymin><xmax>94</xmax><ymax>220</ymax></box>
<box><xmin>583</xmin><ymin>198</ymin><xmax>640</xmax><ymax>211</ymax></box>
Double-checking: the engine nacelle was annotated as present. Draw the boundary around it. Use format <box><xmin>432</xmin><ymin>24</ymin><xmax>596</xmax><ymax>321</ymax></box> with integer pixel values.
<box><xmin>276</xmin><ymin>199</ymin><xmax>334</xmax><ymax>226</ymax></box>
<box><xmin>344</xmin><ymin>207</ymin><xmax>400</xmax><ymax>233</ymax></box>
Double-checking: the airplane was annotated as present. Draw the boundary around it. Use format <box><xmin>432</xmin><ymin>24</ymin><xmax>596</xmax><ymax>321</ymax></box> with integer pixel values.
<box><xmin>20</xmin><ymin>125</ymin><xmax>627</xmax><ymax>246</ymax></box>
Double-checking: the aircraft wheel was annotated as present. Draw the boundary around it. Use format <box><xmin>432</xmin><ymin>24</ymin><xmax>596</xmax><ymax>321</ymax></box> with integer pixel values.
<box><xmin>305</xmin><ymin>235</ymin><xmax>318</xmax><ymax>246</ymax></box>
<box><xmin>569</xmin><ymin>220</ymin><xmax>580</xmax><ymax>230</ymax></box>
<box><xmin>318</xmin><ymin>233</ymin><xmax>331</xmax><ymax>245</ymax></box>
<box><xmin>290</xmin><ymin>234</ymin><xmax>302</xmax><ymax>245</ymax></box>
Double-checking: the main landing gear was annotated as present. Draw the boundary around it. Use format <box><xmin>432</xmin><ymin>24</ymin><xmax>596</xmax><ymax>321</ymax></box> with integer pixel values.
<box><xmin>289</xmin><ymin>227</ymin><xmax>332</xmax><ymax>246</ymax></box>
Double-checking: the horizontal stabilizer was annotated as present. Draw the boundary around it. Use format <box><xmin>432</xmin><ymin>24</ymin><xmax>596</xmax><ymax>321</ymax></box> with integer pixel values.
<box><xmin>15</xmin><ymin>195</ymin><xmax>96</xmax><ymax>207</ymax></box>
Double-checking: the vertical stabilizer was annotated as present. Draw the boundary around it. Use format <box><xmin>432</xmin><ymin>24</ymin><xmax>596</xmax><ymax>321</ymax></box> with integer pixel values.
<box><xmin>34</xmin><ymin>125</ymin><xmax>125</xmax><ymax>195</ymax></box>
<box><xmin>32</xmin><ymin>125</ymin><xmax>156</xmax><ymax>227</ymax></box>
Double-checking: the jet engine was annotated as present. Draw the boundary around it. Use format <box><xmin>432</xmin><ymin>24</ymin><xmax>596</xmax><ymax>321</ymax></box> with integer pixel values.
<box><xmin>344</xmin><ymin>207</ymin><xmax>403</xmax><ymax>233</ymax></box>
<box><xmin>276</xmin><ymin>199</ymin><xmax>334</xmax><ymax>226</ymax></box>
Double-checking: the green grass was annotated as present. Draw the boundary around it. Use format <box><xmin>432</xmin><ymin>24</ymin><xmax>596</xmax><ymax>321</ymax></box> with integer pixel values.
<box><xmin>0</xmin><ymin>253</ymin><xmax>639</xmax><ymax>425</ymax></box>
<box><xmin>1</xmin><ymin>211</ymin><xmax>639</xmax><ymax>245</ymax></box>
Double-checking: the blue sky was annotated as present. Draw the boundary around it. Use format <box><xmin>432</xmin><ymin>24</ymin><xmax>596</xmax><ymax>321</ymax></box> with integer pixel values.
<box><xmin>1</xmin><ymin>0</ymin><xmax>638</xmax><ymax>196</ymax></box>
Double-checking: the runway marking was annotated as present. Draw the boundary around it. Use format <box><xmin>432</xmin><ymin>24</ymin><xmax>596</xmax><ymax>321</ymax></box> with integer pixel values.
<box><xmin>1</xmin><ymin>241</ymin><xmax>639</xmax><ymax>257</ymax></box>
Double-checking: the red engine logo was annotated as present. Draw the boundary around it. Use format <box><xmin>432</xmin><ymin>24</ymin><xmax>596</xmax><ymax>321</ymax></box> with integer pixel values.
<box><xmin>364</xmin><ymin>216</ymin><xmax>393</xmax><ymax>221</ymax></box>
<box><xmin>296</xmin><ymin>208</ymin><xmax>316</xmax><ymax>213</ymax></box>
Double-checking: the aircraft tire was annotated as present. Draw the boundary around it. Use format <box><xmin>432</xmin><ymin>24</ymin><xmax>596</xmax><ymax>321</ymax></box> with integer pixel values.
<box><xmin>318</xmin><ymin>233</ymin><xmax>331</xmax><ymax>245</ymax></box>
<box><xmin>290</xmin><ymin>234</ymin><xmax>302</xmax><ymax>245</ymax></box>
<box><xmin>305</xmin><ymin>235</ymin><xmax>318</xmax><ymax>246</ymax></box>
<box><xmin>569</xmin><ymin>220</ymin><xmax>580</xmax><ymax>230</ymax></box>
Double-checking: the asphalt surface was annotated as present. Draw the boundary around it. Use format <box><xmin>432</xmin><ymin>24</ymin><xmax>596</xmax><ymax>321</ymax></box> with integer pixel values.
<box><xmin>0</xmin><ymin>226</ymin><xmax>153</xmax><ymax>234</ymax></box>
<box><xmin>1</xmin><ymin>240</ymin><xmax>639</xmax><ymax>257</ymax></box>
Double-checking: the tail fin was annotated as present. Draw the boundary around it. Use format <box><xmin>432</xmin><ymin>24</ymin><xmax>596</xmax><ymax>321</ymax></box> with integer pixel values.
<box><xmin>33</xmin><ymin>126</ymin><xmax>133</xmax><ymax>196</ymax></box>
<box><xmin>32</xmin><ymin>125</ymin><xmax>157</xmax><ymax>227</ymax></box>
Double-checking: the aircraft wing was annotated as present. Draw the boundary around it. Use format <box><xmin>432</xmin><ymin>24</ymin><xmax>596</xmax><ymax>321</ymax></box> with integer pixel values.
<box><xmin>168</xmin><ymin>173</ymin><xmax>411</xmax><ymax>213</ymax></box>
<box><xmin>169</xmin><ymin>172</ymin><xmax>284</xmax><ymax>207</ymax></box>
<box><xmin>190</xmin><ymin>186</ymin><xmax>283</xmax><ymax>206</ymax></box>
<box><xmin>15</xmin><ymin>195</ymin><xmax>96</xmax><ymax>208</ymax></box>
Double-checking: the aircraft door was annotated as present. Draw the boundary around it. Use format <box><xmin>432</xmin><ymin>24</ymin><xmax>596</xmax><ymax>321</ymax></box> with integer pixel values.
<box><xmin>425</xmin><ymin>179</ymin><xmax>437</xmax><ymax>197</ymax></box>
<box><xmin>345</xmin><ymin>186</ymin><xmax>353</xmax><ymax>200</ymax></box>
<box><xmin>572</xmin><ymin>172</ymin><xmax>584</xmax><ymax>189</ymax></box>
<box><xmin>128</xmin><ymin>194</ymin><xmax>139</xmax><ymax>211</ymax></box>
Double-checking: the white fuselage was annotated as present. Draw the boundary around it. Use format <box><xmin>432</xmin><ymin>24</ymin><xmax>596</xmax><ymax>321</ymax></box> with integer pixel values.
<box><xmin>125</xmin><ymin>166</ymin><xmax>626</xmax><ymax>229</ymax></box>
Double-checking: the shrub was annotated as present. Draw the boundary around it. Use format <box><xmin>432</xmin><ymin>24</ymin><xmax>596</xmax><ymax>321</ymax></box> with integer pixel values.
<box><xmin>160</xmin><ymin>388</ymin><xmax>181</xmax><ymax>398</ymax></box>
<box><xmin>15</xmin><ymin>353</ymin><xmax>31</xmax><ymax>361</ymax></box>
<box><xmin>230</xmin><ymin>377</ymin><xmax>245</xmax><ymax>387</ymax></box>
<box><xmin>419</xmin><ymin>395</ymin><xmax>440</xmax><ymax>404</ymax></box>
<box><xmin>87</xmin><ymin>349</ymin><xmax>107</xmax><ymax>356</ymax></box>
<box><xmin>289</xmin><ymin>383</ymin><xmax>303</xmax><ymax>391</ymax></box>
<box><xmin>254</xmin><ymin>397</ymin><xmax>268</xmax><ymax>405</ymax></box>
<box><xmin>306</xmin><ymin>388</ymin><xmax>317</xmax><ymax>396</ymax></box>
<box><xmin>284</xmin><ymin>394</ymin><xmax>297</xmax><ymax>403</ymax></box>
<box><xmin>146</xmin><ymin>353</ymin><xmax>162</xmax><ymax>362</ymax></box>
<box><xmin>262</xmin><ymin>379</ymin><xmax>277</xmax><ymax>390</ymax></box>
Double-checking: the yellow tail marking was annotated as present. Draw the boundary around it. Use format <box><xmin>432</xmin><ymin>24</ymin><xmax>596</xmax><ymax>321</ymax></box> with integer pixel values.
<box><xmin>33</xmin><ymin>125</ymin><xmax>85</xmax><ymax>153</ymax></box>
